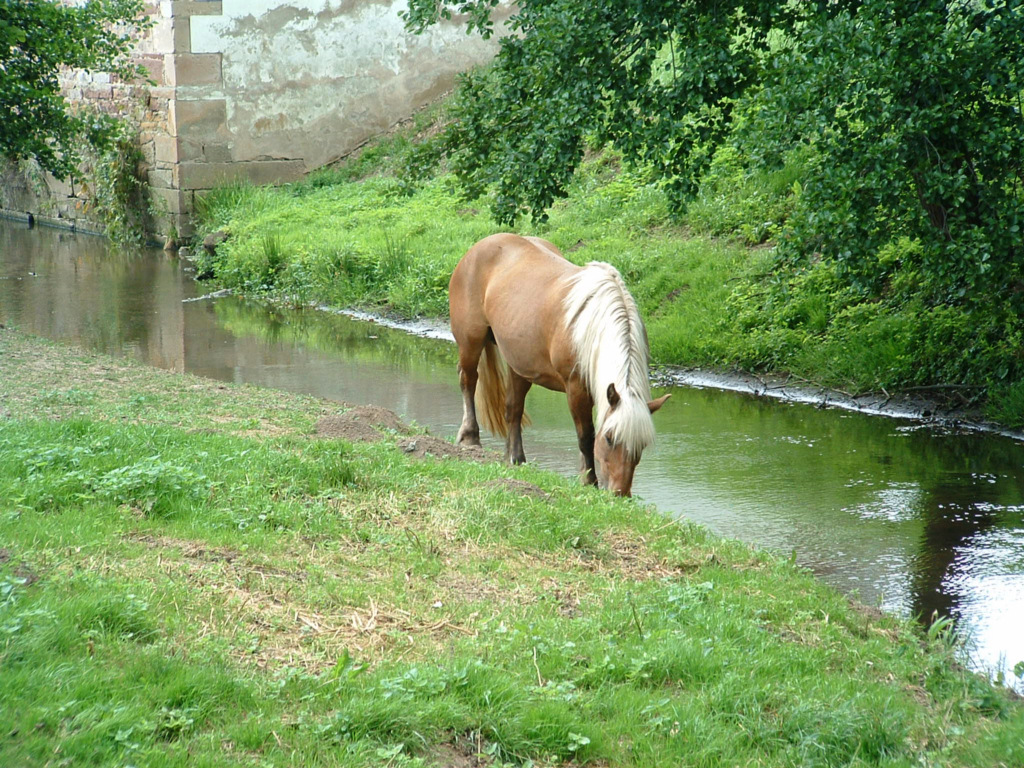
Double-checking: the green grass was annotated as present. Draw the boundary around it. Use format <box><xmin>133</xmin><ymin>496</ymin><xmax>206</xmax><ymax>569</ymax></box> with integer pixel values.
<box><xmin>189</xmin><ymin>117</ymin><xmax>1024</xmax><ymax>427</ymax></box>
<box><xmin>191</xmin><ymin>157</ymin><xmax>755</xmax><ymax>377</ymax></box>
<box><xmin>2</xmin><ymin>328</ymin><xmax>1024</xmax><ymax>766</ymax></box>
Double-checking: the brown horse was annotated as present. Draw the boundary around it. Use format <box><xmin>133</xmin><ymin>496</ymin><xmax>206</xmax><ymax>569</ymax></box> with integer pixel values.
<box><xmin>449</xmin><ymin>233</ymin><xmax>670</xmax><ymax>496</ymax></box>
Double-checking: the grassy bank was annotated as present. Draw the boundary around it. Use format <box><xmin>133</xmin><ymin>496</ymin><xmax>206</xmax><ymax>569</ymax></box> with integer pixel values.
<box><xmin>189</xmin><ymin>116</ymin><xmax>1024</xmax><ymax>427</ymax></box>
<box><xmin>190</xmin><ymin>148</ymin><xmax>754</xmax><ymax>371</ymax></box>
<box><xmin>2</xmin><ymin>326</ymin><xmax>1023</xmax><ymax>766</ymax></box>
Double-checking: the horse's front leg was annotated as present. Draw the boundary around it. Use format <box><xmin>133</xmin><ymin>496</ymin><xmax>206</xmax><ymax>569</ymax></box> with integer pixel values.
<box><xmin>566</xmin><ymin>379</ymin><xmax>597</xmax><ymax>485</ymax></box>
<box><xmin>505</xmin><ymin>372</ymin><xmax>532</xmax><ymax>464</ymax></box>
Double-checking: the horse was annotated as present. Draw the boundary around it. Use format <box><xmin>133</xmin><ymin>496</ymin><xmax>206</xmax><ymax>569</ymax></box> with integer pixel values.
<box><xmin>448</xmin><ymin>233</ymin><xmax>670</xmax><ymax>497</ymax></box>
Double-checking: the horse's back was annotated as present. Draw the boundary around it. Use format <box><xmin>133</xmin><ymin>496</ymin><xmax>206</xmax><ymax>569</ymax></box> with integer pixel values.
<box><xmin>451</xmin><ymin>232</ymin><xmax>566</xmax><ymax>284</ymax></box>
<box><xmin>449</xmin><ymin>234</ymin><xmax>579</xmax><ymax>389</ymax></box>
<box><xmin>449</xmin><ymin>233</ymin><xmax>575</xmax><ymax>319</ymax></box>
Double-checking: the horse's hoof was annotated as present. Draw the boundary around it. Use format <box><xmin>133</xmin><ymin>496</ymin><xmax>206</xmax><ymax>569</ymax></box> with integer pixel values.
<box><xmin>456</xmin><ymin>432</ymin><xmax>481</xmax><ymax>447</ymax></box>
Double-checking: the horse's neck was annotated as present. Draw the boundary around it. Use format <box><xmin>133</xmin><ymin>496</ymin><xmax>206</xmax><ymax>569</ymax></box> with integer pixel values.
<box><xmin>564</xmin><ymin>263</ymin><xmax>652</xmax><ymax>424</ymax></box>
<box><xmin>591</xmin><ymin>347</ymin><xmax>651</xmax><ymax>425</ymax></box>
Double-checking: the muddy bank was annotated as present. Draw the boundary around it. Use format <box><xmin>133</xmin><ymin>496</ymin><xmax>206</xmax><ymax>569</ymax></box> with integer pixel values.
<box><xmin>653</xmin><ymin>367</ymin><xmax>1024</xmax><ymax>441</ymax></box>
<box><xmin>315</xmin><ymin>405</ymin><xmax>500</xmax><ymax>464</ymax></box>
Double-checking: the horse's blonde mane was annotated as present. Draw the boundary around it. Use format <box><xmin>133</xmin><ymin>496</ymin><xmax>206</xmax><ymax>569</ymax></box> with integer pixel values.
<box><xmin>563</xmin><ymin>262</ymin><xmax>655</xmax><ymax>456</ymax></box>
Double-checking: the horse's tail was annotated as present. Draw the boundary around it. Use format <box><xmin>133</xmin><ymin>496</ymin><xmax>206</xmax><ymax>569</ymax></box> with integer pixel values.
<box><xmin>476</xmin><ymin>337</ymin><xmax>531</xmax><ymax>438</ymax></box>
<box><xmin>476</xmin><ymin>337</ymin><xmax>509</xmax><ymax>438</ymax></box>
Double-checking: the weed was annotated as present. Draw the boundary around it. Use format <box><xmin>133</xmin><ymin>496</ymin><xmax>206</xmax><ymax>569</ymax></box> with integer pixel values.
<box><xmin>84</xmin><ymin>119</ymin><xmax>153</xmax><ymax>248</ymax></box>
<box><xmin>89</xmin><ymin>457</ymin><xmax>210</xmax><ymax>517</ymax></box>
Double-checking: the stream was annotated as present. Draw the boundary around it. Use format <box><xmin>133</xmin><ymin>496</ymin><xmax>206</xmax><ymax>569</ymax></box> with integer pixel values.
<box><xmin>2</xmin><ymin>219</ymin><xmax>1023</xmax><ymax>687</ymax></box>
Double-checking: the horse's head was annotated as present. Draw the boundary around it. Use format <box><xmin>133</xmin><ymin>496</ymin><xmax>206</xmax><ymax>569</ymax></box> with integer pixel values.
<box><xmin>594</xmin><ymin>383</ymin><xmax>671</xmax><ymax>497</ymax></box>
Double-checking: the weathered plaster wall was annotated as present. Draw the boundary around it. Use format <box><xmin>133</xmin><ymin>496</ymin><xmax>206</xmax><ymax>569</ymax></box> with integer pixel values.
<box><xmin>3</xmin><ymin>0</ymin><xmax>506</xmax><ymax>238</ymax></box>
<box><xmin>165</xmin><ymin>0</ymin><xmax>507</xmax><ymax>234</ymax></box>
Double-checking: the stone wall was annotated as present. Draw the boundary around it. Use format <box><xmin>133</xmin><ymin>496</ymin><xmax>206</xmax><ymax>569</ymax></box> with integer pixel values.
<box><xmin>2</xmin><ymin>0</ymin><xmax>505</xmax><ymax>239</ymax></box>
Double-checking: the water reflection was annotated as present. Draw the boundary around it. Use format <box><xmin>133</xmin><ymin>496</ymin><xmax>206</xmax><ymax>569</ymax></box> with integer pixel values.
<box><xmin>2</xmin><ymin>220</ymin><xmax>1023</xmax><ymax>686</ymax></box>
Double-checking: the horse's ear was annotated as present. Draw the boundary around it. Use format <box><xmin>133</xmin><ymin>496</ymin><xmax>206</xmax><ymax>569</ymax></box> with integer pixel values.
<box><xmin>607</xmin><ymin>383</ymin><xmax>621</xmax><ymax>409</ymax></box>
<box><xmin>648</xmin><ymin>393</ymin><xmax>671</xmax><ymax>414</ymax></box>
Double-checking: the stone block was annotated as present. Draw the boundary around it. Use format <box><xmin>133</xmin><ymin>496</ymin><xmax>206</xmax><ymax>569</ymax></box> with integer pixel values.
<box><xmin>150</xmin><ymin>186</ymin><xmax>189</xmax><ymax>216</ymax></box>
<box><xmin>154</xmin><ymin>134</ymin><xmax>179</xmax><ymax>164</ymax></box>
<box><xmin>168</xmin><ymin>53</ymin><xmax>222</xmax><ymax>86</ymax></box>
<box><xmin>176</xmin><ymin>160</ymin><xmax>305</xmax><ymax>190</ymax></box>
<box><xmin>176</xmin><ymin>137</ymin><xmax>205</xmax><ymax>162</ymax></box>
<box><xmin>147</xmin><ymin>86</ymin><xmax>175</xmax><ymax>109</ymax></box>
<box><xmin>140</xmin><ymin>140</ymin><xmax>156</xmax><ymax>167</ymax></box>
<box><xmin>140</xmin><ymin>120</ymin><xmax>168</xmax><ymax>139</ymax></box>
<box><xmin>166</xmin><ymin>1</ymin><xmax>223</xmax><ymax>16</ymax></box>
<box><xmin>148</xmin><ymin>168</ymin><xmax>174</xmax><ymax>189</ymax></box>
<box><xmin>135</xmin><ymin>54</ymin><xmax>165</xmax><ymax>85</ymax></box>
<box><xmin>170</xmin><ymin>98</ymin><xmax>226</xmax><ymax>139</ymax></box>
<box><xmin>48</xmin><ymin>177</ymin><xmax>74</xmax><ymax>198</ymax></box>
<box><xmin>202</xmin><ymin>143</ymin><xmax>233</xmax><ymax>163</ymax></box>
<box><xmin>172</xmin><ymin>138</ymin><xmax>233</xmax><ymax>163</ymax></box>
<box><xmin>152</xmin><ymin>16</ymin><xmax>191</xmax><ymax>54</ymax></box>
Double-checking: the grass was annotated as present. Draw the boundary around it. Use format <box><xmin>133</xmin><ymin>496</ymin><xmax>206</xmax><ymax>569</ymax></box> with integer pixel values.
<box><xmin>190</xmin><ymin>163</ymin><xmax>756</xmax><ymax>377</ymax></box>
<box><xmin>3</xmin><ymin>326</ymin><xmax>1024</xmax><ymax>766</ymax></box>
<box><xmin>188</xmin><ymin>115</ymin><xmax>1024</xmax><ymax>427</ymax></box>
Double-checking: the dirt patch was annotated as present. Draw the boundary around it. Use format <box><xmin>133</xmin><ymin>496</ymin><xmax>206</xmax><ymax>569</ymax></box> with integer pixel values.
<box><xmin>485</xmin><ymin>478</ymin><xmax>551</xmax><ymax>501</ymax></box>
<box><xmin>315</xmin><ymin>405</ymin><xmax>411</xmax><ymax>442</ymax></box>
<box><xmin>0</xmin><ymin>548</ymin><xmax>39</xmax><ymax>586</ymax></box>
<box><xmin>567</xmin><ymin>530</ymin><xmax>688</xmax><ymax>581</ymax></box>
<box><xmin>540</xmin><ymin>577</ymin><xmax>584</xmax><ymax>618</ymax></box>
<box><xmin>316</xmin><ymin>407</ymin><xmax>498</xmax><ymax>463</ymax></box>
<box><xmin>397</xmin><ymin>435</ymin><xmax>498</xmax><ymax>463</ymax></box>
<box><xmin>14</xmin><ymin>563</ymin><xmax>39</xmax><ymax>586</ymax></box>
<box><xmin>125</xmin><ymin>531</ymin><xmax>240</xmax><ymax>563</ymax></box>
<box><xmin>427</xmin><ymin>741</ymin><xmax>488</xmax><ymax>768</ymax></box>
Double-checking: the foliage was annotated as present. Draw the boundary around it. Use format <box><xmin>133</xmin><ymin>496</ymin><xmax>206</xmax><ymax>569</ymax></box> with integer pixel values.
<box><xmin>405</xmin><ymin>1</ymin><xmax>1023</xmax><ymax>304</ymax></box>
<box><xmin>685</xmin><ymin>144</ymin><xmax>810</xmax><ymax>245</ymax></box>
<box><xmin>740</xmin><ymin>0</ymin><xmax>1024</xmax><ymax>305</ymax></box>
<box><xmin>84</xmin><ymin>118</ymin><xmax>152</xmax><ymax>247</ymax></box>
<box><xmin>0</xmin><ymin>0</ymin><xmax>149</xmax><ymax>179</ymax></box>
<box><xmin>402</xmin><ymin>0</ymin><xmax>837</xmax><ymax>223</ymax></box>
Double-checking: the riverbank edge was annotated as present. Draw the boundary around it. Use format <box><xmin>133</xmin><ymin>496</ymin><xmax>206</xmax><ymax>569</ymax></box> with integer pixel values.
<box><xmin>191</xmin><ymin>283</ymin><xmax>1024</xmax><ymax>445</ymax></box>
<box><xmin>346</xmin><ymin>303</ymin><xmax>1024</xmax><ymax>440</ymax></box>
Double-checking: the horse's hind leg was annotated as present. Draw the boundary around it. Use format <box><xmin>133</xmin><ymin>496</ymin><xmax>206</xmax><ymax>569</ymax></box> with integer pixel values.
<box><xmin>505</xmin><ymin>371</ymin><xmax>532</xmax><ymax>464</ymax></box>
<box><xmin>455</xmin><ymin>337</ymin><xmax>484</xmax><ymax>447</ymax></box>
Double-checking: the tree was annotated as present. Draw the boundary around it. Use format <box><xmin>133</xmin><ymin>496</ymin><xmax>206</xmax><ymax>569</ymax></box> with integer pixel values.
<box><xmin>0</xmin><ymin>0</ymin><xmax>148</xmax><ymax>179</ymax></box>
<box><xmin>747</xmin><ymin>1</ymin><xmax>1024</xmax><ymax>300</ymax></box>
<box><xmin>403</xmin><ymin>0</ymin><xmax>852</xmax><ymax>223</ymax></box>
<box><xmin>405</xmin><ymin>0</ymin><xmax>1024</xmax><ymax>301</ymax></box>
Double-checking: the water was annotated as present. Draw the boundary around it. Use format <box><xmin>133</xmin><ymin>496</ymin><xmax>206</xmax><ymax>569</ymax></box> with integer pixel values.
<box><xmin>3</xmin><ymin>220</ymin><xmax>1023</xmax><ymax>686</ymax></box>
